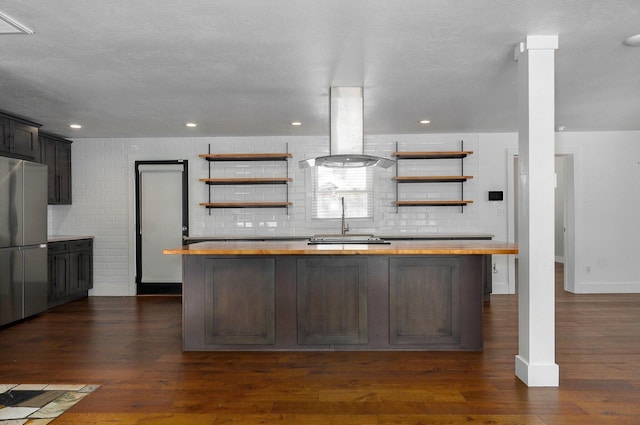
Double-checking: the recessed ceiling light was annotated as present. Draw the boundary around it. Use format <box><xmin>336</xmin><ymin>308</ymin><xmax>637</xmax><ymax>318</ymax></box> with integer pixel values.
<box><xmin>69</xmin><ymin>124</ymin><xmax>82</xmax><ymax>129</ymax></box>
<box><xmin>623</xmin><ymin>34</ymin><xmax>640</xmax><ymax>47</ymax></box>
<box><xmin>291</xmin><ymin>121</ymin><xmax>302</xmax><ymax>126</ymax></box>
<box><xmin>419</xmin><ymin>120</ymin><xmax>431</xmax><ymax>124</ymax></box>
<box><xmin>185</xmin><ymin>122</ymin><xmax>197</xmax><ymax>128</ymax></box>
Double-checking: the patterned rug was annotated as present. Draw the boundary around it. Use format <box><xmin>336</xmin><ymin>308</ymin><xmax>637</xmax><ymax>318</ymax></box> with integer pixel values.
<box><xmin>0</xmin><ymin>384</ymin><xmax>99</xmax><ymax>424</ymax></box>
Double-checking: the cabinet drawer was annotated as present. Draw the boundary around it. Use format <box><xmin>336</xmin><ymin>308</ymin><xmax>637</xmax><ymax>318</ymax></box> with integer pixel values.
<box><xmin>68</xmin><ymin>239</ymin><xmax>92</xmax><ymax>252</ymax></box>
<box><xmin>48</xmin><ymin>242</ymin><xmax>68</xmax><ymax>254</ymax></box>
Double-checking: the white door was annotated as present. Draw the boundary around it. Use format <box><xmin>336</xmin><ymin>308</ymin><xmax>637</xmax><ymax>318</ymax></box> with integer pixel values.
<box><xmin>136</xmin><ymin>162</ymin><xmax>187</xmax><ymax>294</ymax></box>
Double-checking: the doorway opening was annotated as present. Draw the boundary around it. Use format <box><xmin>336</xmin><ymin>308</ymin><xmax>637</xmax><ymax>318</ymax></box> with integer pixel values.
<box><xmin>508</xmin><ymin>152</ymin><xmax>576</xmax><ymax>293</ymax></box>
<box><xmin>134</xmin><ymin>160</ymin><xmax>188</xmax><ymax>295</ymax></box>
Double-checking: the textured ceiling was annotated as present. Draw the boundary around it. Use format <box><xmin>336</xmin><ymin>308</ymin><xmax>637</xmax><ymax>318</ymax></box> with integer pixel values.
<box><xmin>0</xmin><ymin>1</ymin><xmax>639</xmax><ymax>138</ymax></box>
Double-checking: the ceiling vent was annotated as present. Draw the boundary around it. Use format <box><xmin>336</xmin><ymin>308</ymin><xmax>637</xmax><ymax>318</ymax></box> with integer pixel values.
<box><xmin>299</xmin><ymin>87</ymin><xmax>395</xmax><ymax>169</ymax></box>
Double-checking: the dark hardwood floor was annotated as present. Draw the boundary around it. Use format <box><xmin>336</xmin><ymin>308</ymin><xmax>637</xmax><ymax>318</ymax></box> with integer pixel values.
<box><xmin>1</xmin><ymin>264</ymin><xmax>639</xmax><ymax>424</ymax></box>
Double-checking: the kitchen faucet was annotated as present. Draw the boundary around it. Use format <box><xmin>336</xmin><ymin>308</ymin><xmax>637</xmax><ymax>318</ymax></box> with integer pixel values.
<box><xmin>341</xmin><ymin>196</ymin><xmax>349</xmax><ymax>235</ymax></box>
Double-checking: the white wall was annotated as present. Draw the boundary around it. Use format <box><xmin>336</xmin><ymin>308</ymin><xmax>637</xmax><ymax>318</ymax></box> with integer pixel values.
<box><xmin>556</xmin><ymin>131</ymin><xmax>640</xmax><ymax>293</ymax></box>
<box><xmin>48</xmin><ymin>130</ymin><xmax>640</xmax><ymax>295</ymax></box>
<box><xmin>477</xmin><ymin>133</ymin><xmax>519</xmax><ymax>293</ymax></box>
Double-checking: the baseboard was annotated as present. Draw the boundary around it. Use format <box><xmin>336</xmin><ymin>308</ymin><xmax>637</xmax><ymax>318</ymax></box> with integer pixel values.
<box><xmin>578</xmin><ymin>281</ymin><xmax>640</xmax><ymax>294</ymax></box>
<box><xmin>491</xmin><ymin>281</ymin><xmax>511</xmax><ymax>295</ymax></box>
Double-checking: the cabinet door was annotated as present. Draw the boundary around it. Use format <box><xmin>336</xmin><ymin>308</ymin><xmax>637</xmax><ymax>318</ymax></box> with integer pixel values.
<box><xmin>68</xmin><ymin>251</ymin><xmax>82</xmax><ymax>294</ymax></box>
<box><xmin>44</xmin><ymin>137</ymin><xmax>58</xmax><ymax>204</ymax></box>
<box><xmin>56</xmin><ymin>141</ymin><xmax>72</xmax><ymax>204</ymax></box>
<box><xmin>80</xmin><ymin>250</ymin><xmax>93</xmax><ymax>291</ymax></box>
<box><xmin>48</xmin><ymin>253</ymin><xmax>69</xmax><ymax>302</ymax></box>
<box><xmin>389</xmin><ymin>257</ymin><xmax>461</xmax><ymax>345</ymax></box>
<box><xmin>70</xmin><ymin>249</ymin><xmax>93</xmax><ymax>293</ymax></box>
<box><xmin>0</xmin><ymin>117</ymin><xmax>11</xmax><ymax>154</ymax></box>
<box><xmin>44</xmin><ymin>138</ymin><xmax>72</xmax><ymax>205</ymax></box>
<box><xmin>296</xmin><ymin>257</ymin><xmax>368</xmax><ymax>345</ymax></box>
<box><xmin>10</xmin><ymin>121</ymin><xmax>39</xmax><ymax>160</ymax></box>
<box><xmin>203</xmin><ymin>258</ymin><xmax>276</xmax><ymax>345</ymax></box>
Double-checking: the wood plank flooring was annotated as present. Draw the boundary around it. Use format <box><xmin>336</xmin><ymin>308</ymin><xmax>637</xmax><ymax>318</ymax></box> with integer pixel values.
<box><xmin>1</xmin><ymin>264</ymin><xmax>639</xmax><ymax>424</ymax></box>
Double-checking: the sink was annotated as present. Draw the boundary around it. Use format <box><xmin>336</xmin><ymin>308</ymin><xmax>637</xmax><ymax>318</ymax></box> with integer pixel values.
<box><xmin>308</xmin><ymin>234</ymin><xmax>390</xmax><ymax>245</ymax></box>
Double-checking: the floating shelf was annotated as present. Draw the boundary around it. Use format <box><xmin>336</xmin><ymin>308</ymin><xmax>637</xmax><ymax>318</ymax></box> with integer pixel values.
<box><xmin>394</xmin><ymin>200</ymin><xmax>474</xmax><ymax>207</ymax></box>
<box><xmin>199</xmin><ymin>177</ymin><xmax>292</xmax><ymax>185</ymax></box>
<box><xmin>199</xmin><ymin>153</ymin><xmax>292</xmax><ymax>161</ymax></box>
<box><xmin>393</xmin><ymin>176</ymin><xmax>474</xmax><ymax>183</ymax></box>
<box><xmin>200</xmin><ymin>202</ymin><xmax>293</xmax><ymax>209</ymax></box>
<box><xmin>200</xmin><ymin>145</ymin><xmax>292</xmax><ymax>213</ymax></box>
<box><xmin>393</xmin><ymin>142</ymin><xmax>473</xmax><ymax>212</ymax></box>
<box><xmin>392</xmin><ymin>151</ymin><xmax>473</xmax><ymax>159</ymax></box>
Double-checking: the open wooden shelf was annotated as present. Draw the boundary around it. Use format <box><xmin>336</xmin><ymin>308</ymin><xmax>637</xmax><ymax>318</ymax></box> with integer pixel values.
<box><xmin>199</xmin><ymin>153</ymin><xmax>292</xmax><ymax>161</ymax></box>
<box><xmin>394</xmin><ymin>200</ymin><xmax>474</xmax><ymax>207</ymax></box>
<box><xmin>199</xmin><ymin>177</ymin><xmax>292</xmax><ymax>185</ymax></box>
<box><xmin>393</xmin><ymin>142</ymin><xmax>473</xmax><ymax>212</ymax></box>
<box><xmin>200</xmin><ymin>145</ymin><xmax>292</xmax><ymax>212</ymax></box>
<box><xmin>392</xmin><ymin>151</ymin><xmax>473</xmax><ymax>159</ymax></box>
<box><xmin>200</xmin><ymin>201</ymin><xmax>293</xmax><ymax>209</ymax></box>
<box><xmin>393</xmin><ymin>176</ymin><xmax>474</xmax><ymax>183</ymax></box>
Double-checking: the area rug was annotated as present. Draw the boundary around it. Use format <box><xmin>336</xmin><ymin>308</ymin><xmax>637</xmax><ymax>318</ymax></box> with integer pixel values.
<box><xmin>0</xmin><ymin>384</ymin><xmax>99</xmax><ymax>424</ymax></box>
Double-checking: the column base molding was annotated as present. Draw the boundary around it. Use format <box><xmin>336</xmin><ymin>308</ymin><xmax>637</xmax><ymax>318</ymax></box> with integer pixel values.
<box><xmin>515</xmin><ymin>355</ymin><xmax>559</xmax><ymax>387</ymax></box>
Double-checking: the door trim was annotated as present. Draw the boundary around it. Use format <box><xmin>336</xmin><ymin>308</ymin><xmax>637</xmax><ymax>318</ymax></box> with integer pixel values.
<box><xmin>134</xmin><ymin>160</ymin><xmax>188</xmax><ymax>295</ymax></box>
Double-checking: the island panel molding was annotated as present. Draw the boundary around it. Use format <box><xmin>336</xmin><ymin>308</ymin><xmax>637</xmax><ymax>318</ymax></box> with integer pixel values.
<box><xmin>296</xmin><ymin>257</ymin><xmax>368</xmax><ymax>345</ymax></box>
<box><xmin>203</xmin><ymin>258</ymin><xmax>275</xmax><ymax>345</ymax></box>
<box><xmin>389</xmin><ymin>257</ymin><xmax>461</xmax><ymax>345</ymax></box>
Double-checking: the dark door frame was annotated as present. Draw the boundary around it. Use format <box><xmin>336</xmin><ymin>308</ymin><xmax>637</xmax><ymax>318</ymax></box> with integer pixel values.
<box><xmin>134</xmin><ymin>160</ymin><xmax>188</xmax><ymax>295</ymax></box>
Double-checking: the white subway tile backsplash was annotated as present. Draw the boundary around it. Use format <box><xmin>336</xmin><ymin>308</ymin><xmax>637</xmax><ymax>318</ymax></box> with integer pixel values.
<box><xmin>50</xmin><ymin>134</ymin><xmax>483</xmax><ymax>296</ymax></box>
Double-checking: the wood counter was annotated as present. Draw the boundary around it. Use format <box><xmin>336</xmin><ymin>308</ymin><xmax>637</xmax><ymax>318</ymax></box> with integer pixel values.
<box><xmin>164</xmin><ymin>240</ymin><xmax>518</xmax><ymax>256</ymax></box>
<box><xmin>165</xmin><ymin>240</ymin><xmax>517</xmax><ymax>352</ymax></box>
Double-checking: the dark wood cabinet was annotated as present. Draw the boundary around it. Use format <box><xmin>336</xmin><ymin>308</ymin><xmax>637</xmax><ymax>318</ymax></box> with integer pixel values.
<box><xmin>389</xmin><ymin>257</ymin><xmax>461</xmax><ymax>345</ymax></box>
<box><xmin>48</xmin><ymin>238</ymin><xmax>93</xmax><ymax>308</ymax></box>
<box><xmin>41</xmin><ymin>133</ymin><xmax>72</xmax><ymax>204</ymax></box>
<box><xmin>48</xmin><ymin>244</ymin><xmax>70</xmax><ymax>303</ymax></box>
<box><xmin>182</xmin><ymin>254</ymin><xmax>487</xmax><ymax>351</ymax></box>
<box><xmin>203</xmin><ymin>258</ymin><xmax>276</xmax><ymax>345</ymax></box>
<box><xmin>296</xmin><ymin>257</ymin><xmax>368</xmax><ymax>345</ymax></box>
<box><xmin>0</xmin><ymin>114</ymin><xmax>40</xmax><ymax>161</ymax></box>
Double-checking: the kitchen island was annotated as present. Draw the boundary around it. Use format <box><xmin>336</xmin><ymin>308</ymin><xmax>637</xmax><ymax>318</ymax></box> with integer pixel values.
<box><xmin>164</xmin><ymin>240</ymin><xmax>518</xmax><ymax>351</ymax></box>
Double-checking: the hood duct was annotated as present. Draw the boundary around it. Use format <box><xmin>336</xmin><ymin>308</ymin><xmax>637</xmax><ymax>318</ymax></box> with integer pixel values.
<box><xmin>299</xmin><ymin>87</ymin><xmax>395</xmax><ymax>169</ymax></box>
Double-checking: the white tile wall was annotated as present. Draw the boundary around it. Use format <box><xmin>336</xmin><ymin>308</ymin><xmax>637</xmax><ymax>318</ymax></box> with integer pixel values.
<box><xmin>49</xmin><ymin>133</ymin><xmax>484</xmax><ymax>295</ymax></box>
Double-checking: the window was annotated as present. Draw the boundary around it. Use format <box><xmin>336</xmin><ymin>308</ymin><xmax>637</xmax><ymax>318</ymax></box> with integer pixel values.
<box><xmin>312</xmin><ymin>166</ymin><xmax>373</xmax><ymax>220</ymax></box>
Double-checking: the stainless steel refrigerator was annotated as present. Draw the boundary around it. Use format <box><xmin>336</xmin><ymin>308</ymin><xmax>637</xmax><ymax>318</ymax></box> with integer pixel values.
<box><xmin>0</xmin><ymin>157</ymin><xmax>48</xmax><ymax>327</ymax></box>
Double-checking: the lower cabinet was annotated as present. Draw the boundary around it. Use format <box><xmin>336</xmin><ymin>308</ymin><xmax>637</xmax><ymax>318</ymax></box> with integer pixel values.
<box><xmin>203</xmin><ymin>258</ymin><xmax>275</xmax><ymax>345</ymax></box>
<box><xmin>296</xmin><ymin>257</ymin><xmax>368</xmax><ymax>345</ymax></box>
<box><xmin>388</xmin><ymin>257</ymin><xmax>461</xmax><ymax>345</ymax></box>
<box><xmin>48</xmin><ymin>238</ymin><xmax>93</xmax><ymax>308</ymax></box>
<box><xmin>183</xmin><ymin>254</ymin><xmax>487</xmax><ymax>351</ymax></box>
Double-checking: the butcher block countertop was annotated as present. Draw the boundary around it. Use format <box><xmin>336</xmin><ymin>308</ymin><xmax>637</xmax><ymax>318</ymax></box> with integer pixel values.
<box><xmin>164</xmin><ymin>240</ymin><xmax>518</xmax><ymax>256</ymax></box>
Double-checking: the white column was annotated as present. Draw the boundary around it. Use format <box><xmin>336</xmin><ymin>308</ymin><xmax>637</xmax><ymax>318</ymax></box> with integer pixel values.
<box><xmin>513</xmin><ymin>35</ymin><xmax>559</xmax><ymax>387</ymax></box>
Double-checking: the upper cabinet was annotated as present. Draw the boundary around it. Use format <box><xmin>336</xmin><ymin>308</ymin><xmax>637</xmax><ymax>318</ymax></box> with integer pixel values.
<box><xmin>0</xmin><ymin>113</ymin><xmax>40</xmax><ymax>161</ymax></box>
<box><xmin>40</xmin><ymin>133</ymin><xmax>72</xmax><ymax>205</ymax></box>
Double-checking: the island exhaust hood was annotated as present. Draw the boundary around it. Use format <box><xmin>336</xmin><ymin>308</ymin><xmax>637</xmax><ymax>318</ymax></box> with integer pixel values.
<box><xmin>299</xmin><ymin>87</ymin><xmax>395</xmax><ymax>169</ymax></box>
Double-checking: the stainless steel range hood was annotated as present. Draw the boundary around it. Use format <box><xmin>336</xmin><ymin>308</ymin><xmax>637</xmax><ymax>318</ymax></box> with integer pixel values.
<box><xmin>299</xmin><ymin>87</ymin><xmax>395</xmax><ymax>169</ymax></box>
